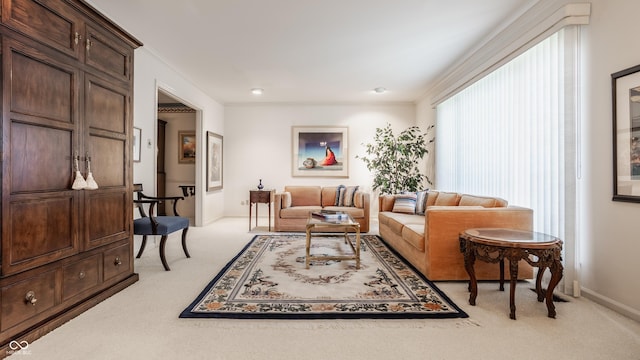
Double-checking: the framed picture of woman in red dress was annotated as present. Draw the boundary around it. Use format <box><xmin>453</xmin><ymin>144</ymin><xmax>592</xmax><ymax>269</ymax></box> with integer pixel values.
<box><xmin>292</xmin><ymin>126</ymin><xmax>348</xmax><ymax>177</ymax></box>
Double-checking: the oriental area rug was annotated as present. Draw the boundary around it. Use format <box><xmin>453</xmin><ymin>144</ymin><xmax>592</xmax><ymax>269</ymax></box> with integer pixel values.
<box><xmin>180</xmin><ymin>234</ymin><xmax>468</xmax><ymax>319</ymax></box>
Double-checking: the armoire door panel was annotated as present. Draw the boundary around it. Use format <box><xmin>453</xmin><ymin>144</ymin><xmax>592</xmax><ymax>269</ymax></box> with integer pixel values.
<box><xmin>10</xmin><ymin>122</ymin><xmax>73</xmax><ymax>193</ymax></box>
<box><xmin>5</xmin><ymin>195</ymin><xmax>78</xmax><ymax>273</ymax></box>
<box><xmin>85</xmin><ymin>76</ymin><xmax>127</xmax><ymax>134</ymax></box>
<box><xmin>1</xmin><ymin>0</ymin><xmax>83</xmax><ymax>60</ymax></box>
<box><xmin>88</xmin><ymin>136</ymin><xmax>125</xmax><ymax>187</ymax></box>
<box><xmin>8</xmin><ymin>44</ymin><xmax>77</xmax><ymax>123</ymax></box>
<box><xmin>85</xmin><ymin>24</ymin><xmax>132</xmax><ymax>82</ymax></box>
<box><xmin>85</xmin><ymin>191</ymin><xmax>128</xmax><ymax>248</ymax></box>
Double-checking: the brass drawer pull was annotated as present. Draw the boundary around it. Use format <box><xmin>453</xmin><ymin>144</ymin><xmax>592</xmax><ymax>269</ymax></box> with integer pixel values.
<box><xmin>114</xmin><ymin>256</ymin><xmax>122</xmax><ymax>266</ymax></box>
<box><xmin>25</xmin><ymin>291</ymin><xmax>37</xmax><ymax>306</ymax></box>
<box><xmin>79</xmin><ymin>271</ymin><xmax>86</xmax><ymax>279</ymax></box>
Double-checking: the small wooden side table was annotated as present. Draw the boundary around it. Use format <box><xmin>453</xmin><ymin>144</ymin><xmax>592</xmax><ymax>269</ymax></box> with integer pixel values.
<box><xmin>249</xmin><ymin>190</ymin><xmax>274</xmax><ymax>231</ymax></box>
<box><xmin>459</xmin><ymin>228</ymin><xmax>563</xmax><ymax>320</ymax></box>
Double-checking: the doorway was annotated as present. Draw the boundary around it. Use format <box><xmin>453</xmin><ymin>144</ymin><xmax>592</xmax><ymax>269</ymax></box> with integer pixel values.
<box><xmin>157</xmin><ymin>90</ymin><xmax>197</xmax><ymax>224</ymax></box>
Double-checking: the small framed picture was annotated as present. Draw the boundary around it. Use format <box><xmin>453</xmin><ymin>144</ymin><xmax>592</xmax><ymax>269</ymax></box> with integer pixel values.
<box><xmin>179</xmin><ymin>131</ymin><xmax>196</xmax><ymax>163</ymax></box>
<box><xmin>206</xmin><ymin>131</ymin><xmax>223</xmax><ymax>191</ymax></box>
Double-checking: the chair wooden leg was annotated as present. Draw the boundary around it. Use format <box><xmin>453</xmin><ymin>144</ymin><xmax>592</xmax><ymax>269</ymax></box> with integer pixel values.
<box><xmin>181</xmin><ymin>227</ymin><xmax>191</xmax><ymax>258</ymax></box>
<box><xmin>136</xmin><ymin>235</ymin><xmax>148</xmax><ymax>258</ymax></box>
<box><xmin>159</xmin><ymin>235</ymin><xmax>170</xmax><ymax>271</ymax></box>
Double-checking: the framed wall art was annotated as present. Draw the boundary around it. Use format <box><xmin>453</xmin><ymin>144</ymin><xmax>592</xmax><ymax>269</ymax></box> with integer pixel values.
<box><xmin>206</xmin><ymin>131</ymin><xmax>223</xmax><ymax>191</ymax></box>
<box><xmin>179</xmin><ymin>131</ymin><xmax>196</xmax><ymax>163</ymax></box>
<box><xmin>292</xmin><ymin>126</ymin><xmax>348</xmax><ymax>177</ymax></box>
<box><xmin>133</xmin><ymin>127</ymin><xmax>141</xmax><ymax>162</ymax></box>
<box><xmin>612</xmin><ymin>64</ymin><xmax>640</xmax><ymax>202</ymax></box>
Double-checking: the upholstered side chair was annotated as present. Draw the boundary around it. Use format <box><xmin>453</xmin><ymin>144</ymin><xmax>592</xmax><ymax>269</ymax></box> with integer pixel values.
<box><xmin>133</xmin><ymin>183</ymin><xmax>190</xmax><ymax>270</ymax></box>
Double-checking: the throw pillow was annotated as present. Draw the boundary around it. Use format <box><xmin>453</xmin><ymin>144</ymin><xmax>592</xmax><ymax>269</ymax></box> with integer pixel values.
<box><xmin>341</xmin><ymin>186</ymin><xmax>359</xmax><ymax>207</ymax></box>
<box><xmin>392</xmin><ymin>193</ymin><xmax>417</xmax><ymax>214</ymax></box>
<box><xmin>415</xmin><ymin>189</ymin><xmax>429</xmax><ymax>215</ymax></box>
<box><xmin>335</xmin><ymin>185</ymin><xmax>346</xmax><ymax>206</ymax></box>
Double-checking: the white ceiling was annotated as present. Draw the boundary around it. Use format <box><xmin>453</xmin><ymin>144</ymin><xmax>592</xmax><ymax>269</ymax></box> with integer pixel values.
<box><xmin>86</xmin><ymin>0</ymin><xmax>537</xmax><ymax>104</ymax></box>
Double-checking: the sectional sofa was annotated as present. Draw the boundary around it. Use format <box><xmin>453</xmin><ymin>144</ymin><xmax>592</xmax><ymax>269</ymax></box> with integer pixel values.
<box><xmin>378</xmin><ymin>190</ymin><xmax>534</xmax><ymax>281</ymax></box>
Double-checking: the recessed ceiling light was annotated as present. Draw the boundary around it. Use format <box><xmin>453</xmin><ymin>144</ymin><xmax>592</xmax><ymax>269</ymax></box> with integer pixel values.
<box><xmin>251</xmin><ymin>88</ymin><xmax>263</xmax><ymax>95</ymax></box>
<box><xmin>373</xmin><ymin>87</ymin><xmax>386</xmax><ymax>94</ymax></box>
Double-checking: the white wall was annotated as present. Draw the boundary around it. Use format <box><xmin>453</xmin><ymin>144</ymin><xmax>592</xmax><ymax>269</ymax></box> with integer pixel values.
<box><xmin>133</xmin><ymin>48</ymin><xmax>224</xmax><ymax>226</ymax></box>
<box><xmin>417</xmin><ymin>0</ymin><xmax>640</xmax><ymax>320</ymax></box>
<box><xmin>577</xmin><ymin>0</ymin><xmax>640</xmax><ymax>320</ymax></box>
<box><xmin>223</xmin><ymin>103</ymin><xmax>415</xmax><ymax>217</ymax></box>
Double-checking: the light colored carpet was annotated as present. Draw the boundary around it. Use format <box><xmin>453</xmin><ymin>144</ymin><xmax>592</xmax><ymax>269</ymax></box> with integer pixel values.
<box><xmin>20</xmin><ymin>217</ymin><xmax>640</xmax><ymax>360</ymax></box>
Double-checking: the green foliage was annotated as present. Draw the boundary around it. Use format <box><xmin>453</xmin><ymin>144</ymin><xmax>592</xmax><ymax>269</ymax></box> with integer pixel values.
<box><xmin>357</xmin><ymin>124</ymin><xmax>434</xmax><ymax>195</ymax></box>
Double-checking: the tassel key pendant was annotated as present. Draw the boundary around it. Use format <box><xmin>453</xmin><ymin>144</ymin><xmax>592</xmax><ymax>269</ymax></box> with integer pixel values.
<box><xmin>85</xmin><ymin>154</ymin><xmax>99</xmax><ymax>190</ymax></box>
<box><xmin>71</xmin><ymin>153</ymin><xmax>87</xmax><ymax>190</ymax></box>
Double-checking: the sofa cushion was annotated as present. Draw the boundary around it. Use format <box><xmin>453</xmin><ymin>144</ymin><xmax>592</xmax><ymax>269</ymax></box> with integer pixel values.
<box><xmin>378</xmin><ymin>212</ymin><xmax>391</xmax><ymax>227</ymax></box>
<box><xmin>401</xmin><ymin>224</ymin><xmax>425</xmax><ymax>251</ymax></box>
<box><xmin>459</xmin><ymin>194</ymin><xmax>507</xmax><ymax>207</ymax></box>
<box><xmin>392</xmin><ymin>193</ymin><xmax>417</xmax><ymax>214</ymax></box>
<box><xmin>353</xmin><ymin>191</ymin><xmax>364</xmax><ymax>208</ymax></box>
<box><xmin>281</xmin><ymin>192</ymin><xmax>292</xmax><ymax>208</ymax></box>
<box><xmin>285</xmin><ymin>186</ymin><xmax>321</xmax><ymax>206</ymax></box>
<box><xmin>379</xmin><ymin>211</ymin><xmax>424</xmax><ymax>234</ymax></box>
<box><xmin>321</xmin><ymin>187</ymin><xmax>338</xmax><ymax>207</ymax></box>
<box><xmin>279</xmin><ymin>206</ymin><xmax>322</xmax><ymax>219</ymax></box>
<box><xmin>380</xmin><ymin>195</ymin><xmax>395</xmax><ymax>212</ymax></box>
<box><xmin>386</xmin><ymin>216</ymin><xmax>406</xmax><ymax>234</ymax></box>
<box><xmin>426</xmin><ymin>191</ymin><xmax>439</xmax><ymax>206</ymax></box>
<box><xmin>433</xmin><ymin>191</ymin><xmax>461</xmax><ymax>206</ymax></box>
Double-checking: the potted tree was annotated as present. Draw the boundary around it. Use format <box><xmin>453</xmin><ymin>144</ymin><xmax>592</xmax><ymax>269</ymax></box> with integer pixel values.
<box><xmin>357</xmin><ymin>123</ymin><xmax>434</xmax><ymax>195</ymax></box>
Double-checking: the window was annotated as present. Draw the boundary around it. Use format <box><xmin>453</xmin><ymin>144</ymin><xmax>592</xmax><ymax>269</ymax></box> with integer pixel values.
<box><xmin>436</xmin><ymin>28</ymin><xmax>577</xmax><ymax>236</ymax></box>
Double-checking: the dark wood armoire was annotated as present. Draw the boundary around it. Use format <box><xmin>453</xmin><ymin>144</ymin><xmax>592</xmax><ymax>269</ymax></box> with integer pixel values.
<box><xmin>0</xmin><ymin>0</ymin><xmax>141</xmax><ymax>353</ymax></box>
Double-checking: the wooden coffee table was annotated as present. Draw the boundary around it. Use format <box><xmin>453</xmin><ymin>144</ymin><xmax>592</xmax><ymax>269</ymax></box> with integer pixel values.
<box><xmin>459</xmin><ymin>228</ymin><xmax>563</xmax><ymax>319</ymax></box>
<box><xmin>305</xmin><ymin>213</ymin><xmax>361</xmax><ymax>269</ymax></box>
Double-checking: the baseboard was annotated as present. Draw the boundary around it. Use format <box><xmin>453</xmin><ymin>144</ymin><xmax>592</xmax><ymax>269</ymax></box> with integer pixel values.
<box><xmin>580</xmin><ymin>287</ymin><xmax>640</xmax><ymax>323</ymax></box>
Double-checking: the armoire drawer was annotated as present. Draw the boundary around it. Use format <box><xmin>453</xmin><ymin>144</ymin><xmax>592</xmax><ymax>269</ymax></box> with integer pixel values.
<box><xmin>1</xmin><ymin>269</ymin><xmax>57</xmax><ymax>331</ymax></box>
<box><xmin>62</xmin><ymin>255</ymin><xmax>100</xmax><ymax>301</ymax></box>
<box><xmin>103</xmin><ymin>243</ymin><xmax>131</xmax><ymax>282</ymax></box>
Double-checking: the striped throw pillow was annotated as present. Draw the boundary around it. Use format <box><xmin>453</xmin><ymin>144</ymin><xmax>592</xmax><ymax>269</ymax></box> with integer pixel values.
<box><xmin>392</xmin><ymin>193</ymin><xmax>417</xmax><ymax>214</ymax></box>
<box><xmin>335</xmin><ymin>185</ymin><xmax>346</xmax><ymax>205</ymax></box>
<box><xmin>415</xmin><ymin>190</ymin><xmax>429</xmax><ymax>215</ymax></box>
<box><xmin>341</xmin><ymin>186</ymin><xmax>359</xmax><ymax>207</ymax></box>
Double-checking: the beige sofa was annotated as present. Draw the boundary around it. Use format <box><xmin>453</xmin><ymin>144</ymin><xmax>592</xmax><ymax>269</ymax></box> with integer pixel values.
<box><xmin>378</xmin><ymin>190</ymin><xmax>534</xmax><ymax>281</ymax></box>
<box><xmin>274</xmin><ymin>186</ymin><xmax>370</xmax><ymax>232</ymax></box>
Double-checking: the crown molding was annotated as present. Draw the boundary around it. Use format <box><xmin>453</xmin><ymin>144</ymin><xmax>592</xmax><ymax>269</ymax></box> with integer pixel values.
<box><xmin>424</xmin><ymin>2</ymin><xmax>591</xmax><ymax>107</ymax></box>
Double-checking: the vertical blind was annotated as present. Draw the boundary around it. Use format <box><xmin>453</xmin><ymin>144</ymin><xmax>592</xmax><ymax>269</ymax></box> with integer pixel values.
<box><xmin>436</xmin><ymin>29</ymin><xmax>568</xmax><ymax>236</ymax></box>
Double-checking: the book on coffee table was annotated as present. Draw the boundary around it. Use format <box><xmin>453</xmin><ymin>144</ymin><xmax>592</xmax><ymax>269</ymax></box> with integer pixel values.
<box><xmin>311</xmin><ymin>210</ymin><xmax>348</xmax><ymax>221</ymax></box>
